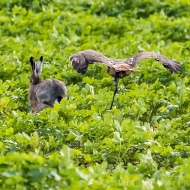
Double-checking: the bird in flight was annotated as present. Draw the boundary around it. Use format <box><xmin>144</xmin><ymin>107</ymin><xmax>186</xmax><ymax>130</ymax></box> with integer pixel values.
<box><xmin>69</xmin><ymin>49</ymin><xmax>182</xmax><ymax>109</ymax></box>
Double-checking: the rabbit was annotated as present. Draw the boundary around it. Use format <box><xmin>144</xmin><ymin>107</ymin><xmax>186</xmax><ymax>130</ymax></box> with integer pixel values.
<box><xmin>29</xmin><ymin>56</ymin><xmax>67</xmax><ymax>113</ymax></box>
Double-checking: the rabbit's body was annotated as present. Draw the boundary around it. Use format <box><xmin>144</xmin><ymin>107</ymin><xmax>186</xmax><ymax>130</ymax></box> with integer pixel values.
<box><xmin>29</xmin><ymin>56</ymin><xmax>67</xmax><ymax>113</ymax></box>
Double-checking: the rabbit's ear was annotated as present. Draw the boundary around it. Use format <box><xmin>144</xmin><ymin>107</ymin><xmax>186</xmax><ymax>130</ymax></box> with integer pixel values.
<box><xmin>30</xmin><ymin>57</ymin><xmax>35</xmax><ymax>72</ymax></box>
<box><xmin>36</xmin><ymin>56</ymin><xmax>43</xmax><ymax>74</ymax></box>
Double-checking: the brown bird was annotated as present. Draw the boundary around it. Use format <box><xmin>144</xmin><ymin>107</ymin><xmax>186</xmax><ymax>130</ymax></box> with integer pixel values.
<box><xmin>69</xmin><ymin>49</ymin><xmax>181</xmax><ymax>109</ymax></box>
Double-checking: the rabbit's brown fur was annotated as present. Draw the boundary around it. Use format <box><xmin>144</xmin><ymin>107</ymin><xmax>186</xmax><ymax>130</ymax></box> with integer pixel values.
<box><xmin>29</xmin><ymin>56</ymin><xmax>66</xmax><ymax>113</ymax></box>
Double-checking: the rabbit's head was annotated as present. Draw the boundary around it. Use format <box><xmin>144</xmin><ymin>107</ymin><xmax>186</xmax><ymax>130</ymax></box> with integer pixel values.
<box><xmin>30</xmin><ymin>56</ymin><xmax>43</xmax><ymax>85</ymax></box>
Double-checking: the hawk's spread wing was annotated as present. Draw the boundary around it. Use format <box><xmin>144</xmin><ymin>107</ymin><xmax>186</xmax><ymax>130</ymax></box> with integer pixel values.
<box><xmin>69</xmin><ymin>50</ymin><xmax>111</xmax><ymax>74</ymax></box>
<box><xmin>124</xmin><ymin>52</ymin><xmax>181</xmax><ymax>73</ymax></box>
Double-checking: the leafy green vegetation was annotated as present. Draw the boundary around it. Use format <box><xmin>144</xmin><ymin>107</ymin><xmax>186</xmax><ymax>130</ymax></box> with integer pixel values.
<box><xmin>1</xmin><ymin>0</ymin><xmax>190</xmax><ymax>189</ymax></box>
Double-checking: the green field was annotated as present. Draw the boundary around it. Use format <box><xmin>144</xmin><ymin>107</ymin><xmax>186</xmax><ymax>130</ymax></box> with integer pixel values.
<box><xmin>1</xmin><ymin>0</ymin><xmax>190</xmax><ymax>189</ymax></box>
